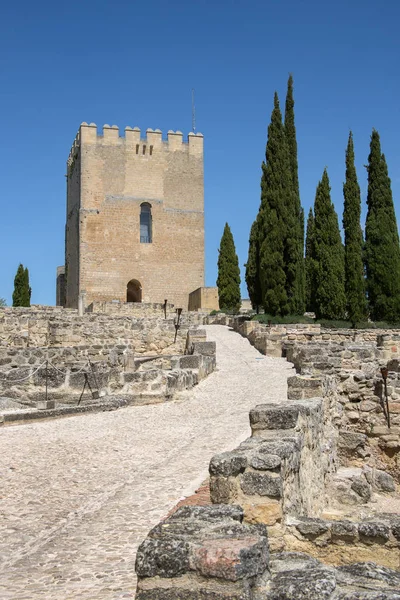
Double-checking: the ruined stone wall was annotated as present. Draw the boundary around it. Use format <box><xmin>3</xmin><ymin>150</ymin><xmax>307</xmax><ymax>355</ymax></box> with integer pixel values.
<box><xmin>285</xmin><ymin>341</ymin><xmax>400</xmax><ymax>477</ymax></box>
<box><xmin>65</xmin><ymin>124</ymin><xmax>205</xmax><ymax>309</ymax></box>
<box><xmin>135</xmin><ymin>505</ymin><xmax>400</xmax><ymax>599</ymax></box>
<box><xmin>0</xmin><ymin>307</ymin><xmax>206</xmax><ymax>354</ymax></box>
<box><xmin>0</xmin><ymin>329</ymin><xmax>216</xmax><ymax>412</ymax></box>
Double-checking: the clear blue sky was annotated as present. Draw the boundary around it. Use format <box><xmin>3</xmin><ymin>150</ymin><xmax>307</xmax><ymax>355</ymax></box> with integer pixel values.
<box><xmin>1</xmin><ymin>0</ymin><xmax>399</xmax><ymax>305</ymax></box>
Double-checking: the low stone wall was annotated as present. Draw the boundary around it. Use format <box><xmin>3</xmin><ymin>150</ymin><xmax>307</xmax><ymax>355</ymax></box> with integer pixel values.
<box><xmin>216</xmin><ymin>314</ymin><xmax>400</xmax><ymax>359</ymax></box>
<box><xmin>135</xmin><ymin>505</ymin><xmax>400</xmax><ymax>598</ymax></box>
<box><xmin>0</xmin><ymin>332</ymin><xmax>216</xmax><ymax>411</ymax></box>
<box><xmin>0</xmin><ymin>306</ymin><xmax>206</xmax><ymax>354</ymax></box>
<box><xmin>134</xmin><ymin>323</ymin><xmax>400</xmax><ymax>595</ymax></box>
<box><xmin>284</xmin><ymin>514</ymin><xmax>400</xmax><ymax>570</ymax></box>
<box><xmin>285</xmin><ymin>343</ymin><xmax>400</xmax><ymax>475</ymax></box>
<box><xmin>209</xmin><ymin>397</ymin><xmax>337</xmax><ymax>550</ymax></box>
<box><xmin>87</xmin><ymin>301</ymin><xmax>177</xmax><ymax>318</ymax></box>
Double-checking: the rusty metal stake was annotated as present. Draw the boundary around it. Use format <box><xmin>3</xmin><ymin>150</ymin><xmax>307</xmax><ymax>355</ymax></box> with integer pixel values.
<box><xmin>45</xmin><ymin>360</ymin><xmax>48</xmax><ymax>403</ymax></box>
<box><xmin>174</xmin><ymin>308</ymin><xmax>183</xmax><ymax>343</ymax></box>
<box><xmin>380</xmin><ymin>366</ymin><xmax>391</xmax><ymax>429</ymax></box>
<box><xmin>88</xmin><ymin>360</ymin><xmax>100</xmax><ymax>400</ymax></box>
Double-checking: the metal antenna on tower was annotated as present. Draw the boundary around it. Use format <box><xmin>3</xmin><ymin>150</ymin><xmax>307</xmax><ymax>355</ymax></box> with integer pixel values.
<box><xmin>191</xmin><ymin>88</ymin><xmax>196</xmax><ymax>133</ymax></box>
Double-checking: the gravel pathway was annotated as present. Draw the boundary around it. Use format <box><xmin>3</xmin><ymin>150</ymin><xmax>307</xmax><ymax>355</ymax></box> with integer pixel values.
<box><xmin>0</xmin><ymin>325</ymin><xmax>294</xmax><ymax>599</ymax></box>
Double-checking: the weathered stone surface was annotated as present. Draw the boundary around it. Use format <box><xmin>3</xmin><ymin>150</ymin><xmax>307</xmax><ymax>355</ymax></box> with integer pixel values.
<box><xmin>265</xmin><ymin>566</ymin><xmax>337</xmax><ymax>599</ymax></box>
<box><xmin>192</xmin><ymin>341</ymin><xmax>216</xmax><ymax>356</ymax></box>
<box><xmin>240</xmin><ymin>471</ymin><xmax>282</xmax><ymax>498</ymax></box>
<box><xmin>249</xmin><ymin>404</ymin><xmax>299</xmax><ymax>431</ymax></box>
<box><xmin>265</xmin><ymin>553</ymin><xmax>400</xmax><ymax>600</ymax></box>
<box><xmin>294</xmin><ymin>517</ymin><xmax>329</xmax><ymax>539</ymax></box>
<box><xmin>250</xmin><ymin>453</ymin><xmax>281</xmax><ymax>470</ymax></box>
<box><xmin>135</xmin><ymin>538</ymin><xmax>190</xmax><ymax>578</ymax></box>
<box><xmin>358</xmin><ymin>523</ymin><xmax>390</xmax><ymax>545</ymax></box>
<box><xmin>373</xmin><ymin>470</ymin><xmax>396</xmax><ymax>493</ymax></box>
<box><xmin>338</xmin><ymin>431</ymin><xmax>368</xmax><ymax>455</ymax></box>
<box><xmin>351</xmin><ymin>477</ymin><xmax>372</xmax><ymax>502</ymax></box>
<box><xmin>331</xmin><ymin>520</ymin><xmax>358</xmax><ymax>542</ymax></box>
<box><xmin>193</xmin><ymin>536</ymin><xmax>268</xmax><ymax>581</ymax></box>
<box><xmin>209</xmin><ymin>452</ymin><xmax>247</xmax><ymax>477</ymax></box>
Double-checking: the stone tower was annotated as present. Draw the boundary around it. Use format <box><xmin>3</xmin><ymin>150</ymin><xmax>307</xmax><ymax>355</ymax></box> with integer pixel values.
<box><xmin>61</xmin><ymin>123</ymin><xmax>204</xmax><ymax>309</ymax></box>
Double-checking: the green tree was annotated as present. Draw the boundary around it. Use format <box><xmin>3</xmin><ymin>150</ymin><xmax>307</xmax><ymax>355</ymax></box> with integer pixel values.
<box><xmin>259</xmin><ymin>92</ymin><xmax>293</xmax><ymax>315</ymax></box>
<box><xmin>343</xmin><ymin>132</ymin><xmax>367</xmax><ymax>325</ymax></box>
<box><xmin>284</xmin><ymin>74</ymin><xmax>305</xmax><ymax>314</ymax></box>
<box><xmin>12</xmin><ymin>264</ymin><xmax>31</xmax><ymax>307</ymax></box>
<box><xmin>217</xmin><ymin>223</ymin><xmax>241</xmax><ymax>312</ymax></box>
<box><xmin>313</xmin><ymin>169</ymin><xmax>346</xmax><ymax>319</ymax></box>
<box><xmin>245</xmin><ymin>216</ymin><xmax>262</xmax><ymax>312</ymax></box>
<box><xmin>0</xmin><ymin>298</ymin><xmax>6</xmax><ymax>307</ymax></box>
<box><xmin>365</xmin><ymin>129</ymin><xmax>400</xmax><ymax>321</ymax></box>
<box><xmin>305</xmin><ymin>208</ymin><xmax>316</xmax><ymax>312</ymax></box>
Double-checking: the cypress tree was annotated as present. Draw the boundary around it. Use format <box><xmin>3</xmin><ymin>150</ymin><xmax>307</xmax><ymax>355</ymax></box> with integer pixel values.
<box><xmin>13</xmin><ymin>264</ymin><xmax>31</xmax><ymax>307</ymax></box>
<box><xmin>365</xmin><ymin>130</ymin><xmax>400</xmax><ymax>322</ymax></box>
<box><xmin>343</xmin><ymin>132</ymin><xmax>367</xmax><ymax>325</ymax></box>
<box><xmin>284</xmin><ymin>74</ymin><xmax>305</xmax><ymax>314</ymax></box>
<box><xmin>259</xmin><ymin>92</ymin><xmax>292</xmax><ymax>315</ymax></box>
<box><xmin>313</xmin><ymin>169</ymin><xmax>346</xmax><ymax>320</ymax></box>
<box><xmin>217</xmin><ymin>223</ymin><xmax>241</xmax><ymax>312</ymax></box>
<box><xmin>245</xmin><ymin>216</ymin><xmax>262</xmax><ymax>312</ymax></box>
<box><xmin>305</xmin><ymin>208</ymin><xmax>316</xmax><ymax>312</ymax></box>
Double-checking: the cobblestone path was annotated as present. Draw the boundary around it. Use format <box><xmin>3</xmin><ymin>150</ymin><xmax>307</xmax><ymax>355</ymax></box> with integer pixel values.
<box><xmin>0</xmin><ymin>325</ymin><xmax>294</xmax><ymax>599</ymax></box>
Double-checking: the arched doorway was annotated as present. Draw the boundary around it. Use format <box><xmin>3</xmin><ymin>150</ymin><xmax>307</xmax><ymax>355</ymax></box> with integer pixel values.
<box><xmin>127</xmin><ymin>279</ymin><xmax>142</xmax><ymax>303</ymax></box>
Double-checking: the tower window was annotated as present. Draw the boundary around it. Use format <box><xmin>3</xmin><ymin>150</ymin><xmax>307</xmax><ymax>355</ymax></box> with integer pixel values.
<box><xmin>140</xmin><ymin>203</ymin><xmax>152</xmax><ymax>243</ymax></box>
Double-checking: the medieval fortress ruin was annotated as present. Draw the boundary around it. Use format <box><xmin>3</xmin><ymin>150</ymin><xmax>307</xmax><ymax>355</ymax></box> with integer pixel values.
<box><xmin>0</xmin><ymin>122</ymin><xmax>399</xmax><ymax>598</ymax></box>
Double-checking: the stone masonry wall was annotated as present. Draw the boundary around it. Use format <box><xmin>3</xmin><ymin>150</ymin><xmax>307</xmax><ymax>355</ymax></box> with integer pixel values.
<box><xmin>0</xmin><ymin>306</ymin><xmax>205</xmax><ymax>354</ymax></box>
<box><xmin>0</xmin><ymin>331</ymin><xmax>216</xmax><ymax>409</ymax></box>
<box><xmin>65</xmin><ymin>124</ymin><xmax>205</xmax><ymax>309</ymax></box>
<box><xmin>135</xmin><ymin>505</ymin><xmax>400</xmax><ymax>599</ymax></box>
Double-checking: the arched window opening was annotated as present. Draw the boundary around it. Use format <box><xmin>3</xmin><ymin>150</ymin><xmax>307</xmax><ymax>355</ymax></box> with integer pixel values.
<box><xmin>127</xmin><ymin>279</ymin><xmax>142</xmax><ymax>303</ymax></box>
<box><xmin>140</xmin><ymin>202</ymin><xmax>152</xmax><ymax>243</ymax></box>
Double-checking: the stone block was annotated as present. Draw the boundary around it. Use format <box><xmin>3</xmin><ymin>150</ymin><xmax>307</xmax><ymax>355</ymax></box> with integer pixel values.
<box><xmin>294</xmin><ymin>517</ymin><xmax>329</xmax><ymax>539</ymax></box>
<box><xmin>193</xmin><ymin>536</ymin><xmax>268</xmax><ymax>581</ymax></box>
<box><xmin>240</xmin><ymin>471</ymin><xmax>282</xmax><ymax>499</ymax></box>
<box><xmin>37</xmin><ymin>399</ymin><xmax>56</xmax><ymax>410</ymax></box>
<box><xmin>249</xmin><ymin>404</ymin><xmax>299</xmax><ymax>432</ymax></box>
<box><xmin>243</xmin><ymin>500</ymin><xmax>282</xmax><ymax>526</ymax></box>
<box><xmin>331</xmin><ymin>520</ymin><xmax>358</xmax><ymax>543</ymax></box>
<box><xmin>209</xmin><ymin>452</ymin><xmax>247</xmax><ymax>477</ymax></box>
<box><xmin>192</xmin><ymin>341</ymin><xmax>216</xmax><ymax>356</ymax></box>
<box><xmin>358</xmin><ymin>522</ymin><xmax>390</xmax><ymax>545</ymax></box>
<box><xmin>179</xmin><ymin>355</ymin><xmax>201</xmax><ymax>369</ymax></box>
<box><xmin>373</xmin><ymin>470</ymin><xmax>396</xmax><ymax>493</ymax></box>
<box><xmin>250</xmin><ymin>453</ymin><xmax>281</xmax><ymax>470</ymax></box>
<box><xmin>135</xmin><ymin>504</ymin><xmax>269</xmax><ymax>599</ymax></box>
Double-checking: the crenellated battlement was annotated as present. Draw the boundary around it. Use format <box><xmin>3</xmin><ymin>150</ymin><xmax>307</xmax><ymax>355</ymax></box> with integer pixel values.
<box><xmin>68</xmin><ymin>123</ymin><xmax>203</xmax><ymax>162</ymax></box>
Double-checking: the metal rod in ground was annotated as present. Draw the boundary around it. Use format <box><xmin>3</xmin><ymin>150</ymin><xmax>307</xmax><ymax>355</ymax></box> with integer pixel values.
<box><xmin>384</xmin><ymin>378</ymin><xmax>391</xmax><ymax>429</ymax></box>
<box><xmin>88</xmin><ymin>360</ymin><xmax>100</xmax><ymax>399</ymax></box>
<box><xmin>78</xmin><ymin>374</ymin><xmax>88</xmax><ymax>406</ymax></box>
<box><xmin>45</xmin><ymin>360</ymin><xmax>48</xmax><ymax>403</ymax></box>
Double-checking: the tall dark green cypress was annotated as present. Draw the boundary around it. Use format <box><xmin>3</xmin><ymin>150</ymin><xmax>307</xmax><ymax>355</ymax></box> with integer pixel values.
<box><xmin>284</xmin><ymin>74</ymin><xmax>305</xmax><ymax>314</ymax></box>
<box><xmin>305</xmin><ymin>208</ymin><xmax>316</xmax><ymax>312</ymax></box>
<box><xmin>365</xmin><ymin>130</ymin><xmax>400</xmax><ymax>322</ymax></box>
<box><xmin>259</xmin><ymin>92</ymin><xmax>293</xmax><ymax>315</ymax></box>
<box><xmin>343</xmin><ymin>132</ymin><xmax>367</xmax><ymax>325</ymax></box>
<box><xmin>12</xmin><ymin>264</ymin><xmax>31</xmax><ymax>307</ymax></box>
<box><xmin>217</xmin><ymin>223</ymin><xmax>241</xmax><ymax>312</ymax></box>
<box><xmin>245</xmin><ymin>216</ymin><xmax>262</xmax><ymax>312</ymax></box>
<box><xmin>313</xmin><ymin>169</ymin><xmax>346</xmax><ymax>320</ymax></box>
